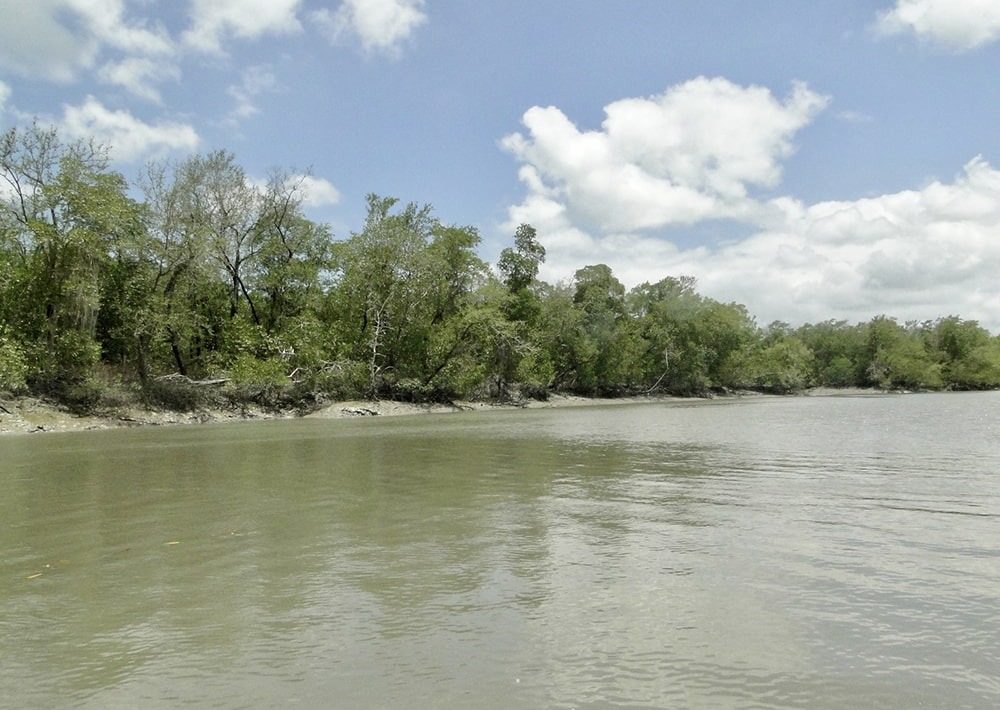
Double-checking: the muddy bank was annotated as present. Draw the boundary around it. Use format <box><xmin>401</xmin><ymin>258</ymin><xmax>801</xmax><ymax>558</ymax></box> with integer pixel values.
<box><xmin>0</xmin><ymin>394</ymin><xmax>669</xmax><ymax>435</ymax></box>
<box><xmin>0</xmin><ymin>388</ymin><xmax>890</xmax><ymax>436</ymax></box>
<box><xmin>0</xmin><ymin>393</ymin><xmax>685</xmax><ymax>435</ymax></box>
<box><xmin>0</xmin><ymin>397</ymin><xmax>282</xmax><ymax>435</ymax></box>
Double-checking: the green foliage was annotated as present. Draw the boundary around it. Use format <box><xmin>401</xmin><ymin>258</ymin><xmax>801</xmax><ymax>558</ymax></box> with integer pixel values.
<box><xmin>223</xmin><ymin>355</ymin><xmax>297</xmax><ymax>411</ymax></box>
<box><xmin>24</xmin><ymin>330</ymin><xmax>103</xmax><ymax>396</ymax></box>
<box><xmin>530</xmin><ymin>264</ymin><xmax>635</xmax><ymax>395</ymax></box>
<box><xmin>497</xmin><ymin>223</ymin><xmax>545</xmax><ymax>292</ymax></box>
<box><xmin>946</xmin><ymin>342</ymin><xmax>1000</xmax><ymax>389</ymax></box>
<box><xmin>3</xmin><ymin>121</ymin><xmax>998</xmax><ymax>412</ymax></box>
<box><xmin>1</xmin><ymin>122</ymin><xmax>143</xmax><ymax>392</ymax></box>
<box><xmin>328</xmin><ymin>194</ymin><xmax>440</xmax><ymax>395</ymax></box>
<box><xmin>822</xmin><ymin>356</ymin><xmax>857</xmax><ymax>387</ymax></box>
<box><xmin>228</xmin><ymin>355</ymin><xmax>288</xmax><ymax>385</ymax></box>
<box><xmin>931</xmin><ymin>317</ymin><xmax>1000</xmax><ymax>389</ymax></box>
<box><xmin>623</xmin><ymin>277</ymin><xmax>760</xmax><ymax>395</ymax></box>
<box><xmin>745</xmin><ymin>336</ymin><xmax>815</xmax><ymax>393</ymax></box>
<box><xmin>141</xmin><ymin>376</ymin><xmax>215</xmax><ymax>412</ymax></box>
<box><xmin>0</xmin><ymin>327</ymin><xmax>28</xmax><ymax>393</ymax></box>
<box><xmin>794</xmin><ymin>320</ymin><xmax>866</xmax><ymax>386</ymax></box>
<box><xmin>863</xmin><ymin>316</ymin><xmax>943</xmax><ymax>389</ymax></box>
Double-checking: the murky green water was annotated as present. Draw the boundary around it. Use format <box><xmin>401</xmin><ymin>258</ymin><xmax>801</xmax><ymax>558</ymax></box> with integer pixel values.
<box><xmin>2</xmin><ymin>393</ymin><xmax>999</xmax><ymax>709</ymax></box>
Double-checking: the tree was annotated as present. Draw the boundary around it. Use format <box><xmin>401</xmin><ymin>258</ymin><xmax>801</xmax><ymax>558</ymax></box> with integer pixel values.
<box><xmin>252</xmin><ymin>170</ymin><xmax>333</xmax><ymax>334</ymax></box>
<box><xmin>744</xmin><ymin>328</ymin><xmax>815</xmax><ymax>393</ymax></box>
<box><xmin>136</xmin><ymin>158</ymin><xmax>225</xmax><ymax>378</ymax></box>
<box><xmin>863</xmin><ymin>316</ymin><xmax>942</xmax><ymax>389</ymax></box>
<box><xmin>0</xmin><ymin>122</ymin><xmax>143</xmax><ymax>391</ymax></box>
<box><xmin>414</xmin><ymin>223</ymin><xmax>492</xmax><ymax>394</ymax></box>
<box><xmin>627</xmin><ymin>276</ymin><xmax>711</xmax><ymax>394</ymax></box>
<box><xmin>624</xmin><ymin>276</ymin><xmax>760</xmax><ymax>394</ymax></box>
<box><xmin>497</xmin><ymin>223</ymin><xmax>545</xmax><ymax>292</ymax></box>
<box><xmin>172</xmin><ymin>150</ymin><xmax>264</xmax><ymax>323</ymax></box>
<box><xmin>0</xmin><ymin>325</ymin><xmax>28</xmax><ymax>393</ymax></box>
<box><xmin>489</xmin><ymin>224</ymin><xmax>549</xmax><ymax>397</ymax></box>
<box><xmin>794</xmin><ymin>320</ymin><xmax>866</xmax><ymax>387</ymax></box>
<box><xmin>564</xmin><ymin>264</ymin><xmax>629</xmax><ymax>393</ymax></box>
<box><xmin>931</xmin><ymin>317</ymin><xmax>1000</xmax><ymax>389</ymax></box>
<box><xmin>424</xmin><ymin>223</ymin><xmax>488</xmax><ymax>325</ymax></box>
<box><xmin>328</xmin><ymin>195</ymin><xmax>440</xmax><ymax>397</ymax></box>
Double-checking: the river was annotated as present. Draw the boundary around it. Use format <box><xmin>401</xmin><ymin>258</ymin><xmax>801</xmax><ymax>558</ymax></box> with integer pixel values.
<box><xmin>2</xmin><ymin>392</ymin><xmax>998</xmax><ymax>709</ymax></box>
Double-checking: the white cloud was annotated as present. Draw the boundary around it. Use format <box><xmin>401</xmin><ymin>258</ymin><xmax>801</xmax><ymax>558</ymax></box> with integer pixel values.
<box><xmin>0</xmin><ymin>0</ymin><xmax>100</xmax><ymax>80</ymax></box>
<box><xmin>250</xmin><ymin>173</ymin><xmax>342</xmax><ymax>207</ymax></box>
<box><xmin>876</xmin><ymin>0</ymin><xmax>1000</xmax><ymax>50</ymax></box>
<box><xmin>67</xmin><ymin>0</ymin><xmax>173</xmax><ymax>56</ymax></box>
<box><xmin>60</xmin><ymin>96</ymin><xmax>199</xmax><ymax>162</ymax></box>
<box><xmin>503</xmin><ymin>77</ymin><xmax>828</xmax><ymax>233</ymax></box>
<box><xmin>0</xmin><ymin>0</ymin><xmax>178</xmax><ymax>93</ymax></box>
<box><xmin>97</xmin><ymin>57</ymin><xmax>180</xmax><ymax>103</ymax></box>
<box><xmin>183</xmin><ymin>0</ymin><xmax>303</xmax><ymax>54</ymax></box>
<box><xmin>0</xmin><ymin>80</ymin><xmax>10</xmax><ymax>114</ymax></box>
<box><xmin>697</xmin><ymin>159</ymin><xmax>1000</xmax><ymax>328</ymax></box>
<box><xmin>504</xmin><ymin>80</ymin><xmax>1000</xmax><ymax>331</ymax></box>
<box><xmin>226</xmin><ymin>66</ymin><xmax>277</xmax><ymax>122</ymax></box>
<box><xmin>521</xmin><ymin>158</ymin><xmax>1000</xmax><ymax>332</ymax></box>
<box><xmin>294</xmin><ymin>174</ymin><xmax>342</xmax><ymax>207</ymax></box>
<box><xmin>313</xmin><ymin>0</ymin><xmax>427</xmax><ymax>55</ymax></box>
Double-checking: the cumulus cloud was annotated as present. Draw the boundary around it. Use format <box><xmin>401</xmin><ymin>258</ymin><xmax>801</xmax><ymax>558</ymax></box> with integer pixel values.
<box><xmin>60</xmin><ymin>96</ymin><xmax>199</xmax><ymax>162</ymax></box>
<box><xmin>0</xmin><ymin>80</ymin><xmax>10</xmax><ymax>114</ymax></box>
<box><xmin>294</xmin><ymin>174</ymin><xmax>342</xmax><ymax>207</ymax></box>
<box><xmin>183</xmin><ymin>0</ymin><xmax>303</xmax><ymax>54</ymax></box>
<box><xmin>97</xmin><ymin>57</ymin><xmax>180</xmax><ymax>103</ymax></box>
<box><xmin>504</xmin><ymin>80</ymin><xmax>1000</xmax><ymax>331</ymax></box>
<box><xmin>524</xmin><ymin>159</ymin><xmax>1000</xmax><ymax>331</ymax></box>
<box><xmin>0</xmin><ymin>0</ymin><xmax>101</xmax><ymax>80</ymax></box>
<box><xmin>68</xmin><ymin>0</ymin><xmax>174</xmax><ymax>56</ymax></box>
<box><xmin>250</xmin><ymin>172</ymin><xmax>342</xmax><ymax>207</ymax></box>
<box><xmin>313</xmin><ymin>0</ymin><xmax>427</xmax><ymax>55</ymax></box>
<box><xmin>875</xmin><ymin>0</ymin><xmax>1000</xmax><ymax>50</ymax></box>
<box><xmin>503</xmin><ymin>77</ymin><xmax>828</xmax><ymax>232</ymax></box>
<box><xmin>711</xmin><ymin>159</ymin><xmax>1000</xmax><ymax>328</ymax></box>
<box><xmin>0</xmin><ymin>0</ymin><xmax>178</xmax><ymax>96</ymax></box>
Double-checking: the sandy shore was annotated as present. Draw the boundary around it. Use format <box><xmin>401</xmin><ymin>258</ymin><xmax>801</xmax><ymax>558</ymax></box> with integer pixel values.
<box><xmin>0</xmin><ymin>388</ymin><xmax>888</xmax><ymax>436</ymax></box>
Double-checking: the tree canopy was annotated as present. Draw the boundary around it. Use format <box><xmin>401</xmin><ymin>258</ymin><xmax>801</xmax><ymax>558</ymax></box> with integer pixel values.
<box><xmin>2</xmin><ymin>123</ymin><xmax>999</xmax><ymax>411</ymax></box>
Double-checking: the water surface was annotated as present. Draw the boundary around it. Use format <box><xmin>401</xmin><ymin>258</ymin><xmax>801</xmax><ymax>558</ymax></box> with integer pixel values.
<box><xmin>2</xmin><ymin>392</ymin><xmax>998</xmax><ymax>708</ymax></box>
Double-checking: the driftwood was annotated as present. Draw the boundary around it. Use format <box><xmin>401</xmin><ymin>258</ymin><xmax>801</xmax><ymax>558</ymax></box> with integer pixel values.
<box><xmin>155</xmin><ymin>373</ymin><xmax>230</xmax><ymax>386</ymax></box>
<box><xmin>341</xmin><ymin>406</ymin><xmax>380</xmax><ymax>416</ymax></box>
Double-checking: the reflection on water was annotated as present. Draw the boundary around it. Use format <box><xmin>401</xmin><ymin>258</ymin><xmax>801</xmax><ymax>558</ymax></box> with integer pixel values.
<box><xmin>2</xmin><ymin>392</ymin><xmax>999</xmax><ymax>709</ymax></box>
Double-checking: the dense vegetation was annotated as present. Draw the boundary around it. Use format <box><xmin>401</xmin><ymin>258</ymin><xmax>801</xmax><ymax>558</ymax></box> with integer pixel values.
<box><xmin>2</xmin><ymin>123</ymin><xmax>999</xmax><ymax>413</ymax></box>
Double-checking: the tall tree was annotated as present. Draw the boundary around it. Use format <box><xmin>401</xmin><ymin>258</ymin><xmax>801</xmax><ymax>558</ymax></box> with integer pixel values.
<box><xmin>0</xmin><ymin>122</ymin><xmax>143</xmax><ymax>389</ymax></box>
<box><xmin>171</xmin><ymin>150</ymin><xmax>263</xmax><ymax>323</ymax></box>
<box><xmin>497</xmin><ymin>223</ymin><xmax>545</xmax><ymax>292</ymax></box>
<box><xmin>931</xmin><ymin>316</ymin><xmax>1000</xmax><ymax>389</ymax></box>
<box><xmin>488</xmin><ymin>224</ymin><xmax>548</xmax><ymax>396</ymax></box>
<box><xmin>328</xmin><ymin>194</ymin><xmax>439</xmax><ymax>396</ymax></box>
<box><xmin>863</xmin><ymin>316</ymin><xmax>942</xmax><ymax>389</ymax></box>
<box><xmin>254</xmin><ymin>170</ymin><xmax>333</xmax><ymax>334</ymax></box>
<box><xmin>560</xmin><ymin>264</ymin><xmax>630</xmax><ymax>393</ymax></box>
<box><xmin>626</xmin><ymin>276</ymin><xmax>758</xmax><ymax>394</ymax></box>
<box><xmin>136</xmin><ymin>158</ymin><xmax>226</xmax><ymax>377</ymax></box>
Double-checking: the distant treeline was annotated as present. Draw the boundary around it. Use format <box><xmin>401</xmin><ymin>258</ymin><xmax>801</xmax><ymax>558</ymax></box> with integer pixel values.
<box><xmin>2</xmin><ymin>123</ymin><xmax>999</xmax><ymax>412</ymax></box>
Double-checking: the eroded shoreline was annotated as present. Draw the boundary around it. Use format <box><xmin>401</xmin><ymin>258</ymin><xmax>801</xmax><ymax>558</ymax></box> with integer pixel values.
<box><xmin>0</xmin><ymin>388</ymin><xmax>890</xmax><ymax>436</ymax></box>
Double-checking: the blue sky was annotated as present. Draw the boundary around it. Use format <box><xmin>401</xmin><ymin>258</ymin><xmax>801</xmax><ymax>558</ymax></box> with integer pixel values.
<box><xmin>2</xmin><ymin>1</ymin><xmax>1000</xmax><ymax>330</ymax></box>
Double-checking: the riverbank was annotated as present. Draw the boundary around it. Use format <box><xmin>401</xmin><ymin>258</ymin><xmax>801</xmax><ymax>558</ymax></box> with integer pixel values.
<box><xmin>0</xmin><ymin>394</ymin><xmax>664</xmax><ymax>435</ymax></box>
<box><xmin>0</xmin><ymin>388</ymin><xmax>890</xmax><ymax>436</ymax></box>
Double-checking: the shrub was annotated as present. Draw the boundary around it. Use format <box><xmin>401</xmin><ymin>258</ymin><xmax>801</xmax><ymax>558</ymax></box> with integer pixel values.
<box><xmin>0</xmin><ymin>329</ymin><xmax>28</xmax><ymax>393</ymax></box>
